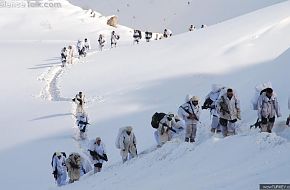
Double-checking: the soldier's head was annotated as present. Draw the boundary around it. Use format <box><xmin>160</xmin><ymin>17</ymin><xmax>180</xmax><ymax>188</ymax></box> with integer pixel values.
<box><xmin>191</xmin><ymin>96</ymin><xmax>199</xmax><ymax>106</ymax></box>
<box><xmin>227</xmin><ymin>89</ymin><xmax>234</xmax><ymax>99</ymax></box>
<box><xmin>56</xmin><ymin>152</ymin><xmax>62</xmax><ymax>159</ymax></box>
<box><xmin>96</xmin><ymin>137</ymin><xmax>101</xmax><ymax>145</ymax></box>
<box><xmin>167</xmin><ymin>112</ymin><xmax>174</xmax><ymax>121</ymax></box>
<box><xmin>79</xmin><ymin>91</ymin><xmax>82</xmax><ymax>96</ymax></box>
<box><xmin>265</xmin><ymin>88</ymin><xmax>273</xmax><ymax>98</ymax></box>
<box><xmin>84</xmin><ymin>38</ymin><xmax>87</xmax><ymax>42</ymax></box>
<box><xmin>126</xmin><ymin>126</ymin><xmax>133</xmax><ymax>135</ymax></box>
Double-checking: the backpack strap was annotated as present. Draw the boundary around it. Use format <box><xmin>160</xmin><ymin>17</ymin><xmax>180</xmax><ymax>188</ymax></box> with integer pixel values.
<box><xmin>180</xmin><ymin>105</ymin><xmax>191</xmax><ymax>115</ymax></box>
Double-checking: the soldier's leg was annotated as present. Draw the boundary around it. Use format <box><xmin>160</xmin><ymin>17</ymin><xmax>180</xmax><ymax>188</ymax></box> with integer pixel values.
<box><xmin>120</xmin><ymin>149</ymin><xmax>128</xmax><ymax>163</ymax></box>
<box><xmin>211</xmin><ymin>116</ymin><xmax>220</xmax><ymax>133</ymax></box>
<box><xmin>260</xmin><ymin>117</ymin><xmax>268</xmax><ymax>132</ymax></box>
<box><xmin>185</xmin><ymin>124</ymin><xmax>192</xmax><ymax>142</ymax></box>
<box><xmin>268</xmin><ymin>117</ymin><xmax>275</xmax><ymax>133</ymax></box>
<box><xmin>219</xmin><ymin>118</ymin><xmax>228</xmax><ymax>137</ymax></box>
<box><xmin>227</xmin><ymin>121</ymin><xmax>236</xmax><ymax>136</ymax></box>
<box><xmin>190</xmin><ymin>124</ymin><xmax>197</xmax><ymax>142</ymax></box>
<box><xmin>154</xmin><ymin>130</ymin><xmax>161</xmax><ymax>146</ymax></box>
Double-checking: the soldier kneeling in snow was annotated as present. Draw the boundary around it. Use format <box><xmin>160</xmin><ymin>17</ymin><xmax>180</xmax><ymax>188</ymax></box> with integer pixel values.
<box><xmin>155</xmin><ymin>113</ymin><xmax>181</xmax><ymax>147</ymax></box>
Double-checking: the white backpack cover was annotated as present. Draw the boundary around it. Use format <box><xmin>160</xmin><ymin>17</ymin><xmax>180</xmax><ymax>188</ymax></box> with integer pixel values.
<box><xmin>115</xmin><ymin>127</ymin><xmax>127</xmax><ymax>149</ymax></box>
<box><xmin>251</xmin><ymin>82</ymin><xmax>273</xmax><ymax>110</ymax></box>
<box><xmin>208</xmin><ymin>84</ymin><xmax>227</xmax><ymax>101</ymax></box>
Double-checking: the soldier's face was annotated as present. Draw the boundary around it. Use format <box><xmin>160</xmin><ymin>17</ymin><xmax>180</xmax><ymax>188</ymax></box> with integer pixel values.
<box><xmin>96</xmin><ymin>140</ymin><xmax>101</xmax><ymax>145</ymax></box>
<box><xmin>192</xmin><ymin>101</ymin><xmax>198</xmax><ymax>106</ymax></box>
<box><xmin>227</xmin><ymin>92</ymin><xmax>233</xmax><ymax>98</ymax></box>
<box><xmin>266</xmin><ymin>92</ymin><xmax>272</xmax><ymax>98</ymax></box>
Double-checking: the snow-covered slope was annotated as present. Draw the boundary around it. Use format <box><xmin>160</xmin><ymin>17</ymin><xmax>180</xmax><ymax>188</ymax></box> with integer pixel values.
<box><xmin>54</xmin><ymin>1</ymin><xmax>290</xmax><ymax>189</ymax></box>
<box><xmin>1</xmin><ymin>1</ymin><xmax>290</xmax><ymax>190</ymax></box>
<box><xmin>68</xmin><ymin>0</ymin><xmax>286</xmax><ymax>33</ymax></box>
<box><xmin>0</xmin><ymin>0</ymin><xmax>132</xmax><ymax>41</ymax></box>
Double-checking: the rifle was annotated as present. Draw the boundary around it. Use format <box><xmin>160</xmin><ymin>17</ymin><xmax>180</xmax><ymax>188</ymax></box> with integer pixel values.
<box><xmin>162</xmin><ymin>123</ymin><xmax>177</xmax><ymax>133</ymax></box>
<box><xmin>220</xmin><ymin>96</ymin><xmax>230</xmax><ymax>114</ymax></box>
<box><xmin>250</xmin><ymin>118</ymin><xmax>261</xmax><ymax>129</ymax></box>
<box><xmin>78</xmin><ymin>120</ymin><xmax>90</xmax><ymax>125</ymax></box>
<box><xmin>89</xmin><ymin>150</ymin><xmax>108</xmax><ymax>161</ymax></box>
<box><xmin>180</xmin><ymin>103</ymin><xmax>199</xmax><ymax>121</ymax></box>
<box><xmin>52</xmin><ymin>167</ymin><xmax>58</xmax><ymax>180</ymax></box>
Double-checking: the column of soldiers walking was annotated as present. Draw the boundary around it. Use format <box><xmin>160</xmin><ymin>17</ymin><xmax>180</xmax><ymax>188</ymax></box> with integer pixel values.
<box><xmin>60</xmin><ymin>24</ymin><xmax>208</xmax><ymax>66</ymax></box>
<box><xmin>51</xmin><ymin>81</ymin><xmax>290</xmax><ymax>186</ymax></box>
<box><xmin>53</xmin><ymin>26</ymin><xmax>289</xmax><ymax>187</ymax></box>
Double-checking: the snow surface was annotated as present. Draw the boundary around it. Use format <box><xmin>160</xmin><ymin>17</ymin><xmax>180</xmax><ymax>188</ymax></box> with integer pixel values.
<box><xmin>0</xmin><ymin>0</ymin><xmax>290</xmax><ymax>190</ymax></box>
<box><xmin>68</xmin><ymin>0</ymin><xmax>286</xmax><ymax>33</ymax></box>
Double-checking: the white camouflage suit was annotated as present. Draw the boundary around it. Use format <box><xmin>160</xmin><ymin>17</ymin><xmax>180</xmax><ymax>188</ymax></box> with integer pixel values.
<box><xmin>84</xmin><ymin>40</ymin><xmax>91</xmax><ymax>51</ymax></box>
<box><xmin>111</xmin><ymin>31</ymin><xmax>119</xmax><ymax>48</ymax></box>
<box><xmin>178</xmin><ymin>100</ymin><xmax>201</xmax><ymax>142</ymax></box>
<box><xmin>88</xmin><ymin>140</ymin><xmax>107</xmax><ymax>173</ymax></box>
<box><xmin>52</xmin><ymin>154</ymin><xmax>67</xmax><ymax>186</ymax></box>
<box><xmin>257</xmin><ymin>92</ymin><xmax>281</xmax><ymax>132</ymax></box>
<box><xmin>216</xmin><ymin>93</ymin><xmax>241</xmax><ymax>137</ymax></box>
<box><xmin>204</xmin><ymin>86</ymin><xmax>226</xmax><ymax>133</ymax></box>
<box><xmin>156</xmin><ymin>115</ymin><xmax>174</xmax><ymax>145</ymax></box>
<box><xmin>119</xmin><ymin>127</ymin><xmax>137</xmax><ymax>163</ymax></box>
<box><xmin>76</xmin><ymin>113</ymin><xmax>88</xmax><ymax>140</ymax></box>
<box><xmin>74</xmin><ymin>93</ymin><xmax>85</xmax><ymax>114</ymax></box>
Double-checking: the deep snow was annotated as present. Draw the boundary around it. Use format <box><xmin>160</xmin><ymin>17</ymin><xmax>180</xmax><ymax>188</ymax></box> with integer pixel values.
<box><xmin>0</xmin><ymin>0</ymin><xmax>290</xmax><ymax>190</ymax></box>
<box><xmin>68</xmin><ymin>0</ymin><xmax>286</xmax><ymax>33</ymax></box>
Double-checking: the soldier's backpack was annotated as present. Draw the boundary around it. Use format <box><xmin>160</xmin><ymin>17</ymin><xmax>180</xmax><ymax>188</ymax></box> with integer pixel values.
<box><xmin>151</xmin><ymin>112</ymin><xmax>166</xmax><ymax>129</ymax></box>
<box><xmin>251</xmin><ymin>82</ymin><xmax>273</xmax><ymax>110</ymax></box>
<box><xmin>115</xmin><ymin>127</ymin><xmax>127</xmax><ymax>149</ymax></box>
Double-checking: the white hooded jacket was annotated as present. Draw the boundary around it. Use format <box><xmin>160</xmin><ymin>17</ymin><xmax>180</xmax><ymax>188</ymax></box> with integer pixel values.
<box><xmin>52</xmin><ymin>155</ymin><xmax>67</xmax><ymax>174</ymax></box>
<box><xmin>178</xmin><ymin>101</ymin><xmax>201</xmax><ymax>125</ymax></box>
<box><xmin>77</xmin><ymin>41</ymin><xmax>84</xmax><ymax>51</ymax></box>
<box><xmin>119</xmin><ymin>131</ymin><xmax>137</xmax><ymax>151</ymax></box>
<box><xmin>257</xmin><ymin>92</ymin><xmax>281</xmax><ymax>119</ymax></box>
<box><xmin>217</xmin><ymin>93</ymin><xmax>240</xmax><ymax>121</ymax></box>
<box><xmin>88</xmin><ymin>141</ymin><xmax>107</xmax><ymax>164</ymax></box>
<box><xmin>84</xmin><ymin>40</ymin><xmax>91</xmax><ymax>50</ymax></box>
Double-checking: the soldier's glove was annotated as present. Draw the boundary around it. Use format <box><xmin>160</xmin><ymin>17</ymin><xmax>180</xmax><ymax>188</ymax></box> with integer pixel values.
<box><xmin>286</xmin><ymin>116</ymin><xmax>290</xmax><ymax>126</ymax></box>
<box><xmin>103</xmin><ymin>154</ymin><xmax>108</xmax><ymax>162</ymax></box>
<box><xmin>230</xmin><ymin>119</ymin><xmax>237</xmax><ymax>123</ymax></box>
<box><xmin>52</xmin><ymin>171</ymin><xmax>57</xmax><ymax>179</ymax></box>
